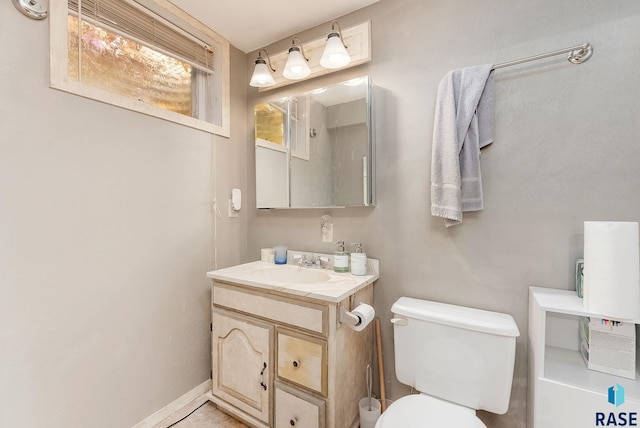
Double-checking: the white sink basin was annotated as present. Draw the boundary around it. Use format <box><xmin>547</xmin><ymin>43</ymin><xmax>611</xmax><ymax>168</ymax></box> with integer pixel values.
<box><xmin>207</xmin><ymin>257</ymin><xmax>379</xmax><ymax>302</ymax></box>
<box><xmin>251</xmin><ymin>265</ymin><xmax>331</xmax><ymax>284</ymax></box>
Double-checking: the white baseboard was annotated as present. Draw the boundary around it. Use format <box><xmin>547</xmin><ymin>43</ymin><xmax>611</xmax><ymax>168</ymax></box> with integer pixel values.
<box><xmin>131</xmin><ymin>379</ymin><xmax>212</xmax><ymax>428</ymax></box>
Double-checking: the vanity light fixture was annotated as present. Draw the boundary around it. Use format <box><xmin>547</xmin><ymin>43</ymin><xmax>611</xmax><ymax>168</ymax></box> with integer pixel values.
<box><xmin>282</xmin><ymin>36</ymin><xmax>311</xmax><ymax>80</ymax></box>
<box><xmin>249</xmin><ymin>49</ymin><xmax>276</xmax><ymax>87</ymax></box>
<box><xmin>320</xmin><ymin>20</ymin><xmax>351</xmax><ymax>69</ymax></box>
<box><xmin>250</xmin><ymin>21</ymin><xmax>370</xmax><ymax>90</ymax></box>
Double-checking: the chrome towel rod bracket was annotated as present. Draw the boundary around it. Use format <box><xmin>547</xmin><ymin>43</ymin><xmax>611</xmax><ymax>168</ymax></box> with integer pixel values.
<box><xmin>493</xmin><ymin>43</ymin><xmax>593</xmax><ymax>70</ymax></box>
<box><xmin>567</xmin><ymin>44</ymin><xmax>593</xmax><ymax>64</ymax></box>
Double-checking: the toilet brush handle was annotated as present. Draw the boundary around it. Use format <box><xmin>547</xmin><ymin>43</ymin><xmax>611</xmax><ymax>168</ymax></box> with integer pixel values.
<box><xmin>375</xmin><ymin>318</ymin><xmax>387</xmax><ymax>413</ymax></box>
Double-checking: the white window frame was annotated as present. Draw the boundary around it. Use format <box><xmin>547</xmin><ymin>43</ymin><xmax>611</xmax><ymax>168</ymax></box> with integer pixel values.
<box><xmin>49</xmin><ymin>0</ymin><xmax>230</xmax><ymax>137</ymax></box>
<box><xmin>289</xmin><ymin>96</ymin><xmax>310</xmax><ymax>161</ymax></box>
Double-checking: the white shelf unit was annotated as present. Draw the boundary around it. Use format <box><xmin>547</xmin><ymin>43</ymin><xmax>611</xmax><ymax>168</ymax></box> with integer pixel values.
<box><xmin>528</xmin><ymin>287</ymin><xmax>640</xmax><ymax>428</ymax></box>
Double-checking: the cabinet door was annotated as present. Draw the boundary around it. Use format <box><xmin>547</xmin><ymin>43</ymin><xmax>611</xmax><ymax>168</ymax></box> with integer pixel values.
<box><xmin>212</xmin><ymin>309</ymin><xmax>272</xmax><ymax>424</ymax></box>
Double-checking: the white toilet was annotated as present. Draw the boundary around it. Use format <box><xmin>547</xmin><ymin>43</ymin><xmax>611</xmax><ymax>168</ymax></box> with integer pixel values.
<box><xmin>375</xmin><ymin>297</ymin><xmax>520</xmax><ymax>428</ymax></box>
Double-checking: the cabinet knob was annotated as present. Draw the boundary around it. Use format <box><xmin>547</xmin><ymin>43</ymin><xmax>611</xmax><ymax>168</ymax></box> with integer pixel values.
<box><xmin>292</xmin><ymin>360</ymin><xmax>299</xmax><ymax>368</ymax></box>
<box><xmin>259</xmin><ymin>362</ymin><xmax>267</xmax><ymax>390</ymax></box>
<box><xmin>290</xmin><ymin>417</ymin><xmax>298</xmax><ymax>426</ymax></box>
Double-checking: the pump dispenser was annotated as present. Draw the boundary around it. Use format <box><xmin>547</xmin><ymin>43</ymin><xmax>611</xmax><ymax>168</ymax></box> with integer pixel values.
<box><xmin>350</xmin><ymin>243</ymin><xmax>367</xmax><ymax>276</ymax></box>
<box><xmin>333</xmin><ymin>241</ymin><xmax>349</xmax><ymax>272</ymax></box>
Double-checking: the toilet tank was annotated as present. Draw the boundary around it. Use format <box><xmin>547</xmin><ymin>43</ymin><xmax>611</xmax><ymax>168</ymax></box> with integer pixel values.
<box><xmin>391</xmin><ymin>297</ymin><xmax>520</xmax><ymax>414</ymax></box>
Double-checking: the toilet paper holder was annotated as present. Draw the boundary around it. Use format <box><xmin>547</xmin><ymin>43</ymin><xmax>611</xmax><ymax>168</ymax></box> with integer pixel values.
<box><xmin>338</xmin><ymin>296</ymin><xmax>375</xmax><ymax>330</ymax></box>
<box><xmin>338</xmin><ymin>295</ymin><xmax>358</xmax><ymax>327</ymax></box>
<box><xmin>339</xmin><ymin>304</ymin><xmax>363</xmax><ymax>328</ymax></box>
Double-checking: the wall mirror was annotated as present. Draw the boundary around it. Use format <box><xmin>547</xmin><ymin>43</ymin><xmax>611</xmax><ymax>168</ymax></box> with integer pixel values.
<box><xmin>255</xmin><ymin>76</ymin><xmax>374</xmax><ymax>209</ymax></box>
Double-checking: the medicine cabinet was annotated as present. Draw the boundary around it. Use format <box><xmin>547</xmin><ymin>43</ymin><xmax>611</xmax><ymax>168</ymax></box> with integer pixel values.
<box><xmin>254</xmin><ymin>76</ymin><xmax>375</xmax><ymax>209</ymax></box>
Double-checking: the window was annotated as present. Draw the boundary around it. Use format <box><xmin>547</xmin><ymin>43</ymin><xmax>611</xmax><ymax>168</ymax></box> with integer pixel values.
<box><xmin>255</xmin><ymin>101</ymin><xmax>285</xmax><ymax>147</ymax></box>
<box><xmin>50</xmin><ymin>0</ymin><xmax>230</xmax><ymax>136</ymax></box>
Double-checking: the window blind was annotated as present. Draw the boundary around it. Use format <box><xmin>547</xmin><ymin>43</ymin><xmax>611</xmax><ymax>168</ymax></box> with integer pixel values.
<box><xmin>68</xmin><ymin>0</ymin><xmax>214</xmax><ymax>72</ymax></box>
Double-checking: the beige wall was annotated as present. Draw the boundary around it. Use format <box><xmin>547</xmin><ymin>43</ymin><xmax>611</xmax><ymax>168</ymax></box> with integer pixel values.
<box><xmin>3</xmin><ymin>0</ymin><xmax>640</xmax><ymax>427</ymax></box>
<box><xmin>0</xmin><ymin>3</ymin><xmax>247</xmax><ymax>427</ymax></box>
<box><xmin>246</xmin><ymin>1</ymin><xmax>640</xmax><ymax>427</ymax></box>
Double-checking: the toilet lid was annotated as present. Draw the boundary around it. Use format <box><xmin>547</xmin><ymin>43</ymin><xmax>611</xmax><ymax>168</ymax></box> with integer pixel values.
<box><xmin>375</xmin><ymin>394</ymin><xmax>487</xmax><ymax>428</ymax></box>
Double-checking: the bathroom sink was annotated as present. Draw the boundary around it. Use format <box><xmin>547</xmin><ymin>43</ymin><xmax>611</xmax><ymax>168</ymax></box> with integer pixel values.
<box><xmin>207</xmin><ymin>257</ymin><xmax>379</xmax><ymax>302</ymax></box>
<box><xmin>251</xmin><ymin>265</ymin><xmax>331</xmax><ymax>284</ymax></box>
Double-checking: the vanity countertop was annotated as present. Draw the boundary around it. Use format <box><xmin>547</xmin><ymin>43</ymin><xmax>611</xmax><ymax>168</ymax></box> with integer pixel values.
<box><xmin>206</xmin><ymin>259</ymin><xmax>379</xmax><ymax>303</ymax></box>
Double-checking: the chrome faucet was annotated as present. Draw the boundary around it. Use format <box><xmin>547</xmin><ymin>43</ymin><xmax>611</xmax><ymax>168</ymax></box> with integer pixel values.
<box><xmin>294</xmin><ymin>253</ymin><xmax>329</xmax><ymax>269</ymax></box>
<box><xmin>297</xmin><ymin>253</ymin><xmax>319</xmax><ymax>267</ymax></box>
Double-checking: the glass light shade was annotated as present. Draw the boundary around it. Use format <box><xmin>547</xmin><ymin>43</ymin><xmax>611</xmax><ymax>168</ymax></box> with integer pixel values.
<box><xmin>320</xmin><ymin>33</ymin><xmax>351</xmax><ymax>69</ymax></box>
<box><xmin>283</xmin><ymin>48</ymin><xmax>311</xmax><ymax>80</ymax></box>
<box><xmin>249</xmin><ymin>60</ymin><xmax>276</xmax><ymax>87</ymax></box>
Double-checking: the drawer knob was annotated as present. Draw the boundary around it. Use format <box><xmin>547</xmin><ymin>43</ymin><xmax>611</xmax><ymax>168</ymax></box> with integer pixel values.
<box><xmin>292</xmin><ymin>360</ymin><xmax>300</xmax><ymax>368</ymax></box>
<box><xmin>290</xmin><ymin>417</ymin><xmax>298</xmax><ymax>426</ymax></box>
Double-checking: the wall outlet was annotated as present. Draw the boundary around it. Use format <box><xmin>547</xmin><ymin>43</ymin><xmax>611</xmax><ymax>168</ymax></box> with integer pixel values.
<box><xmin>321</xmin><ymin>215</ymin><xmax>333</xmax><ymax>242</ymax></box>
<box><xmin>322</xmin><ymin>223</ymin><xmax>333</xmax><ymax>242</ymax></box>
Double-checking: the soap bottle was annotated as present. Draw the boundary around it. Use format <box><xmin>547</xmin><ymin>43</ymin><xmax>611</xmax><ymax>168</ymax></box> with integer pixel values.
<box><xmin>333</xmin><ymin>241</ymin><xmax>350</xmax><ymax>273</ymax></box>
<box><xmin>350</xmin><ymin>243</ymin><xmax>367</xmax><ymax>276</ymax></box>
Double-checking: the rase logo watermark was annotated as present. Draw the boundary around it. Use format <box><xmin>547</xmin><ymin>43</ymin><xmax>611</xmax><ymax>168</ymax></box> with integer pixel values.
<box><xmin>596</xmin><ymin>384</ymin><xmax>637</xmax><ymax>426</ymax></box>
<box><xmin>609</xmin><ymin>384</ymin><xmax>626</xmax><ymax>407</ymax></box>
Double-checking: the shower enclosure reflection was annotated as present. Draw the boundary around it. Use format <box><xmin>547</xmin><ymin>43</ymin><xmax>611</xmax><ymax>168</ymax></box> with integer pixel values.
<box><xmin>255</xmin><ymin>76</ymin><xmax>374</xmax><ymax>209</ymax></box>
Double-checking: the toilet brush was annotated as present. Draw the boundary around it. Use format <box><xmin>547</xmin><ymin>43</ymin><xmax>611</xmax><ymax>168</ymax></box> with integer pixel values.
<box><xmin>366</xmin><ymin>364</ymin><xmax>373</xmax><ymax>410</ymax></box>
<box><xmin>359</xmin><ymin>364</ymin><xmax>381</xmax><ymax>428</ymax></box>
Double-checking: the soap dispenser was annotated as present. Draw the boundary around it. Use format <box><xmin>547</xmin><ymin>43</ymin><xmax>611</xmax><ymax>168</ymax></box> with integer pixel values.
<box><xmin>334</xmin><ymin>241</ymin><xmax>349</xmax><ymax>273</ymax></box>
<box><xmin>350</xmin><ymin>243</ymin><xmax>367</xmax><ymax>276</ymax></box>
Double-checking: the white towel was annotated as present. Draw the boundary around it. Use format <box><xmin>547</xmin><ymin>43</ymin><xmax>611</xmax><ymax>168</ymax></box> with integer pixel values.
<box><xmin>431</xmin><ymin>64</ymin><xmax>495</xmax><ymax>227</ymax></box>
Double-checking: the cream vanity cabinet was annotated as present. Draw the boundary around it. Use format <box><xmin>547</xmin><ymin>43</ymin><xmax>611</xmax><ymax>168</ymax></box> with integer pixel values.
<box><xmin>207</xmin><ymin>261</ymin><xmax>377</xmax><ymax>428</ymax></box>
<box><xmin>528</xmin><ymin>287</ymin><xmax>640</xmax><ymax>428</ymax></box>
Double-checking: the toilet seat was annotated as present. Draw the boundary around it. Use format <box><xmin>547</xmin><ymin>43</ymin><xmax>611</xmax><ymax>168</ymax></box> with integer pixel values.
<box><xmin>374</xmin><ymin>394</ymin><xmax>487</xmax><ymax>428</ymax></box>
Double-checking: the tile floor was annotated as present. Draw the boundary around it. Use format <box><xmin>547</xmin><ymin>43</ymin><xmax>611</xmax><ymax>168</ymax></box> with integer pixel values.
<box><xmin>156</xmin><ymin>400</ymin><xmax>248</xmax><ymax>428</ymax></box>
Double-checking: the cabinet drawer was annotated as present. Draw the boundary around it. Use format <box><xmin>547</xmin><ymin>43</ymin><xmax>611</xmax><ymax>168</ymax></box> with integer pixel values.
<box><xmin>213</xmin><ymin>282</ymin><xmax>328</xmax><ymax>335</ymax></box>
<box><xmin>277</xmin><ymin>330</ymin><xmax>327</xmax><ymax>396</ymax></box>
<box><xmin>275</xmin><ymin>385</ymin><xmax>325</xmax><ymax>428</ymax></box>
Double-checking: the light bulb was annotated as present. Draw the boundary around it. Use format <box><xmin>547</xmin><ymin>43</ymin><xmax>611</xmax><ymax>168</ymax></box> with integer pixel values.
<box><xmin>249</xmin><ymin>53</ymin><xmax>275</xmax><ymax>87</ymax></box>
<box><xmin>320</xmin><ymin>33</ymin><xmax>351</xmax><ymax>69</ymax></box>
<box><xmin>250</xmin><ymin>62</ymin><xmax>275</xmax><ymax>87</ymax></box>
<box><xmin>283</xmin><ymin>47</ymin><xmax>311</xmax><ymax>80</ymax></box>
